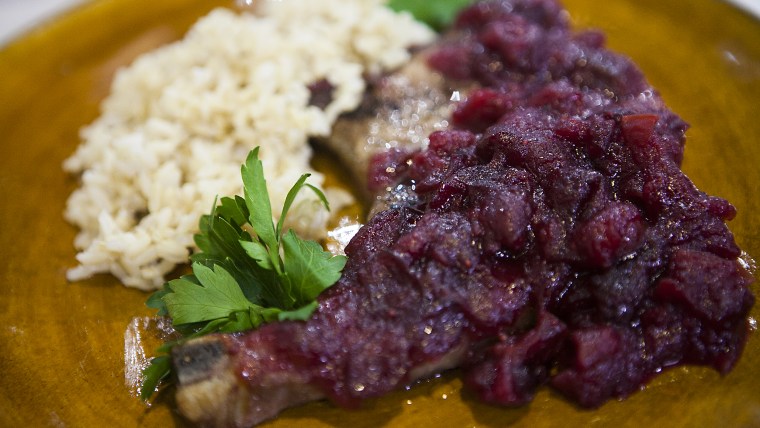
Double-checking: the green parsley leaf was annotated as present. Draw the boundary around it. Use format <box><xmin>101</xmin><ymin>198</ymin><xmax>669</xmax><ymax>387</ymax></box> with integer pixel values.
<box><xmin>387</xmin><ymin>0</ymin><xmax>473</xmax><ymax>30</ymax></box>
<box><xmin>282</xmin><ymin>230</ymin><xmax>347</xmax><ymax>306</ymax></box>
<box><xmin>145</xmin><ymin>283</ymin><xmax>171</xmax><ymax>316</ymax></box>
<box><xmin>277</xmin><ymin>173</ymin><xmax>331</xmax><ymax>239</ymax></box>
<box><xmin>240</xmin><ymin>239</ymin><xmax>275</xmax><ymax>271</ymax></box>
<box><xmin>139</xmin><ymin>355</ymin><xmax>171</xmax><ymax>401</ymax></box>
<box><xmin>163</xmin><ymin>263</ymin><xmax>257</xmax><ymax>325</ymax></box>
<box><xmin>140</xmin><ymin>147</ymin><xmax>347</xmax><ymax>401</ymax></box>
<box><xmin>242</xmin><ymin>148</ymin><xmax>280</xmax><ymax>271</ymax></box>
<box><xmin>278</xmin><ymin>301</ymin><xmax>320</xmax><ymax>322</ymax></box>
<box><xmin>217</xmin><ymin>195</ymin><xmax>249</xmax><ymax>229</ymax></box>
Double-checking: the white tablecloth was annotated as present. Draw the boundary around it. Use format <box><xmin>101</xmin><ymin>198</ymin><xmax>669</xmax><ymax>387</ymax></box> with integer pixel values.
<box><xmin>1</xmin><ymin>0</ymin><xmax>759</xmax><ymax>46</ymax></box>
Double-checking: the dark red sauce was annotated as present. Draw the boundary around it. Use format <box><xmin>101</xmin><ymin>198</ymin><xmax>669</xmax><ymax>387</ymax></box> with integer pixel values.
<box><xmin>362</xmin><ymin>0</ymin><xmax>754</xmax><ymax>407</ymax></box>
<box><xmin>231</xmin><ymin>0</ymin><xmax>754</xmax><ymax>411</ymax></box>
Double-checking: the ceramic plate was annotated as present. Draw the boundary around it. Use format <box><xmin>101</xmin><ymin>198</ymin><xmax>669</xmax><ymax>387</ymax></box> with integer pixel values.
<box><xmin>1</xmin><ymin>0</ymin><xmax>758</xmax><ymax>426</ymax></box>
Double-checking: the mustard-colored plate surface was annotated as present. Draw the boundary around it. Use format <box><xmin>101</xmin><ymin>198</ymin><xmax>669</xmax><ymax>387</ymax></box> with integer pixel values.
<box><xmin>1</xmin><ymin>0</ymin><xmax>759</xmax><ymax>426</ymax></box>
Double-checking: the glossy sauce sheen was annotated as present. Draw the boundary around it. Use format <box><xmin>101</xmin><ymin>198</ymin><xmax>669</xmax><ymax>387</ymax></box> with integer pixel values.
<box><xmin>228</xmin><ymin>0</ymin><xmax>754</xmax><ymax>413</ymax></box>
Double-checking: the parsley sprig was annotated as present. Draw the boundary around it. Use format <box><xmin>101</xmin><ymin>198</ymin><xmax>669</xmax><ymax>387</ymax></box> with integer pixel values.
<box><xmin>140</xmin><ymin>147</ymin><xmax>346</xmax><ymax>401</ymax></box>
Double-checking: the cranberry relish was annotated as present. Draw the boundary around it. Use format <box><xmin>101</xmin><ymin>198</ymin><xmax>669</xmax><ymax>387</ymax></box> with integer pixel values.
<box><xmin>366</xmin><ymin>0</ymin><xmax>755</xmax><ymax>407</ymax></box>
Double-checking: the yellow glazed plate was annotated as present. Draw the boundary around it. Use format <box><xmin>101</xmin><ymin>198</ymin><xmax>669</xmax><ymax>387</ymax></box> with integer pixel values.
<box><xmin>1</xmin><ymin>0</ymin><xmax>759</xmax><ymax>426</ymax></box>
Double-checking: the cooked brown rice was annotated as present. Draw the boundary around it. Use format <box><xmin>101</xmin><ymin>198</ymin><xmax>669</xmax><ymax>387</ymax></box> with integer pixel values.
<box><xmin>63</xmin><ymin>0</ymin><xmax>434</xmax><ymax>290</ymax></box>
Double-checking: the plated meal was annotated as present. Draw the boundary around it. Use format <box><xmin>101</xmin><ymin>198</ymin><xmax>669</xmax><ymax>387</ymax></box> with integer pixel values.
<box><xmin>1</xmin><ymin>0</ymin><xmax>759</xmax><ymax>427</ymax></box>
